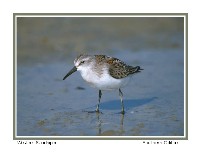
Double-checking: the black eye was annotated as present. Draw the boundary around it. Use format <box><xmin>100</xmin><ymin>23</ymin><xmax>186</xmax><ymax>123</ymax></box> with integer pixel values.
<box><xmin>80</xmin><ymin>61</ymin><xmax>85</xmax><ymax>65</ymax></box>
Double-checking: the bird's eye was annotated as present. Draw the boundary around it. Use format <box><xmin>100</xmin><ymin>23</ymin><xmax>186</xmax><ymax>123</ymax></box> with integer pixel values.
<box><xmin>80</xmin><ymin>61</ymin><xmax>85</xmax><ymax>65</ymax></box>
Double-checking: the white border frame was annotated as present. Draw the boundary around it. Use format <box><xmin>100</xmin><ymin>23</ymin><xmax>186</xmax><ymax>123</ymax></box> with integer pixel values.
<box><xmin>14</xmin><ymin>13</ymin><xmax>188</xmax><ymax>140</ymax></box>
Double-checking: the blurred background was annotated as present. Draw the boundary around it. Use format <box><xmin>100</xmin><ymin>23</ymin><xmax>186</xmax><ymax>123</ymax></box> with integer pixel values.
<box><xmin>17</xmin><ymin>17</ymin><xmax>183</xmax><ymax>65</ymax></box>
<box><xmin>16</xmin><ymin>16</ymin><xmax>185</xmax><ymax>136</ymax></box>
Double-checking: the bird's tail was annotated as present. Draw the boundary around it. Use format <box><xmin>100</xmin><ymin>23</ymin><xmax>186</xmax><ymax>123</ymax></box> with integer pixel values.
<box><xmin>136</xmin><ymin>66</ymin><xmax>144</xmax><ymax>72</ymax></box>
<box><xmin>129</xmin><ymin>66</ymin><xmax>143</xmax><ymax>74</ymax></box>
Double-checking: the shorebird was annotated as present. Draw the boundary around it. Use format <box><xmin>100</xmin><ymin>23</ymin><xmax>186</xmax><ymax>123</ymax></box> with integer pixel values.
<box><xmin>63</xmin><ymin>54</ymin><xmax>143</xmax><ymax>114</ymax></box>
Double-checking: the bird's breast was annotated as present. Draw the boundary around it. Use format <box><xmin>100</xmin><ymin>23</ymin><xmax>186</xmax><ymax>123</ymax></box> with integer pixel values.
<box><xmin>79</xmin><ymin>69</ymin><xmax>130</xmax><ymax>90</ymax></box>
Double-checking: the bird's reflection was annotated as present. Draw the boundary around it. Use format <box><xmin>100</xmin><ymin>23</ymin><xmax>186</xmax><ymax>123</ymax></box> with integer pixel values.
<box><xmin>84</xmin><ymin>109</ymin><xmax>125</xmax><ymax>135</ymax></box>
<box><xmin>95</xmin><ymin>112</ymin><xmax>125</xmax><ymax>136</ymax></box>
<box><xmin>120</xmin><ymin>114</ymin><xmax>124</xmax><ymax>134</ymax></box>
<box><xmin>96</xmin><ymin>112</ymin><xmax>102</xmax><ymax>135</ymax></box>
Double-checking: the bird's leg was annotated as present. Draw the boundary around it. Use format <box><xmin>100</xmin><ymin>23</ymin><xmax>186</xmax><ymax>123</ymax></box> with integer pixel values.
<box><xmin>96</xmin><ymin>90</ymin><xmax>102</xmax><ymax>113</ymax></box>
<box><xmin>119</xmin><ymin>89</ymin><xmax>125</xmax><ymax>114</ymax></box>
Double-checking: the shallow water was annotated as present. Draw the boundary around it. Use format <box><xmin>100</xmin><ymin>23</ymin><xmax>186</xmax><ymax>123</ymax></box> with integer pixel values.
<box><xmin>16</xmin><ymin>17</ymin><xmax>184</xmax><ymax>137</ymax></box>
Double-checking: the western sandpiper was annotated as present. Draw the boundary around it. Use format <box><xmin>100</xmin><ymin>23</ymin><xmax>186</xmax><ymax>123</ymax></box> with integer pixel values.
<box><xmin>63</xmin><ymin>54</ymin><xmax>143</xmax><ymax>114</ymax></box>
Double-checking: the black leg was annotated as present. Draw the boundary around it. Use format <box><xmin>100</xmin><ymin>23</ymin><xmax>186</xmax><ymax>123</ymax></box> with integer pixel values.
<box><xmin>96</xmin><ymin>90</ymin><xmax>102</xmax><ymax>112</ymax></box>
<box><xmin>119</xmin><ymin>89</ymin><xmax>125</xmax><ymax>114</ymax></box>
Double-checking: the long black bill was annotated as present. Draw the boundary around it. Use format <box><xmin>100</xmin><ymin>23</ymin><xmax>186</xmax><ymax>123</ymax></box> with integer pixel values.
<box><xmin>63</xmin><ymin>66</ymin><xmax>77</xmax><ymax>80</ymax></box>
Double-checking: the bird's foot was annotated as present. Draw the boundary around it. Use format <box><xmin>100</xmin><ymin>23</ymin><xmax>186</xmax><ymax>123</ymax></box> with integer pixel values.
<box><xmin>121</xmin><ymin>110</ymin><xmax>125</xmax><ymax>115</ymax></box>
<box><xmin>95</xmin><ymin>109</ymin><xmax>103</xmax><ymax>114</ymax></box>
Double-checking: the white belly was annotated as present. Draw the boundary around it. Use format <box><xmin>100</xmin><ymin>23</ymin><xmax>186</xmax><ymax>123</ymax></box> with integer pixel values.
<box><xmin>79</xmin><ymin>69</ymin><xmax>130</xmax><ymax>90</ymax></box>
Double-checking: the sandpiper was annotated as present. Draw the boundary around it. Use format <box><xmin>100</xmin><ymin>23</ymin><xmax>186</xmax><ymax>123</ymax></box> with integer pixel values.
<box><xmin>63</xmin><ymin>54</ymin><xmax>143</xmax><ymax>114</ymax></box>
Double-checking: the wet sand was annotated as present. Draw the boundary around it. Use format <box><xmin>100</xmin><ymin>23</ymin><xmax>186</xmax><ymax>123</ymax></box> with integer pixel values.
<box><xmin>16</xmin><ymin>17</ymin><xmax>184</xmax><ymax>136</ymax></box>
